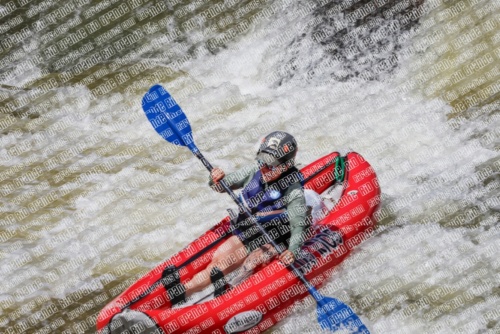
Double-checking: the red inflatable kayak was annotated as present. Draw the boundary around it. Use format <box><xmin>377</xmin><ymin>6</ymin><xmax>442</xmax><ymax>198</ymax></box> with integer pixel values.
<box><xmin>97</xmin><ymin>151</ymin><xmax>380</xmax><ymax>334</ymax></box>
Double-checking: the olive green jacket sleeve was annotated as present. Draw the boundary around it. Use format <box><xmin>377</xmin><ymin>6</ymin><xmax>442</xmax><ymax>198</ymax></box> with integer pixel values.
<box><xmin>284</xmin><ymin>183</ymin><xmax>308</xmax><ymax>254</ymax></box>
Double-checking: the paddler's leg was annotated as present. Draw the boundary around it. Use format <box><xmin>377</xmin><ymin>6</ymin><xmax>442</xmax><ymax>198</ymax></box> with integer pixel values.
<box><xmin>184</xmin><ymin>235</ymin><xmax>248</xmax><ymax>297</ymax></box>
<box><xmin>244</xmin><ymin>244</ymin><xmax>279</xmax><ymax>270</ymax></box>
<box><xmin>229</xmin><ymin>244</ymin><xmax>278</xmax><ymax>286</ymax></box>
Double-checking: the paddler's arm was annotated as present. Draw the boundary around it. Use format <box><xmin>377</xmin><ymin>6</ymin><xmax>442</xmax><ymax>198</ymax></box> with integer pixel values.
<box><xmin>208</xmin><ymin>164</ymin><xmax>258</xmax><ymax>193</ymax></box>
<box><xmin>286</xmin><ymin>183</ymin><xmax>309</xmax><ymax>255</ymax></box>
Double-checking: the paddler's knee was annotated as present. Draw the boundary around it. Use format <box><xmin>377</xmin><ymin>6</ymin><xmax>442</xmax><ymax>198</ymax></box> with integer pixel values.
<box><xmin>211</xmin><ymin>253</ymin><xmax>243</xmax><ymax>273</ymax></box>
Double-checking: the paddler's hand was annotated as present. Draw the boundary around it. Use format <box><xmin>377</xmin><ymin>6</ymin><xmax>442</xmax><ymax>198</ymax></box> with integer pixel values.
<box><xmin>210</xmin><ymin>167</ymin><xmax>225</xmax><ymax>183</ymax></box>
<box><xmin>210</xmin><ymin>167</ymin><xmax>226</xmax><ymax>192</ymax></box>
<box><xmin>279</xmin><ymin>250</ymin><xmax>295</xmax><ymax>266</ymax></box>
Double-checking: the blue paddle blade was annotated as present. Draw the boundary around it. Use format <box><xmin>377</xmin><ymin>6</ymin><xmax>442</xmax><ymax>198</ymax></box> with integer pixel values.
<box><xmin>316</xmin><ymin>293</ymin><xmax>370</xmax><ymax>333</ymax></box>
<box><xmin>142</xmin><ymin>84</ymin><xmax>195</xmax><ymax>150</ymax></box>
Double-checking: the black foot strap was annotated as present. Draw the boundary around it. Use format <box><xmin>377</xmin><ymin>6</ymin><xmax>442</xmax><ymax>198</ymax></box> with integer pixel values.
<box><xmin>210</xmin><ymin>267</ymin><xmax>228</xmax><ymax>298</ymax></box>
<box><xmin>162</xmin><ymin>265</ymin><xmax>186</xmax><ymax>306</ymax></box>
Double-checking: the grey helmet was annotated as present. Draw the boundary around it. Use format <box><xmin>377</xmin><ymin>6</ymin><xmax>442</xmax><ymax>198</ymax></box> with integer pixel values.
<box><xmin>256</xmin><ymin>131</ymin><xmax>297</xmax><ymax>166</ymax></box>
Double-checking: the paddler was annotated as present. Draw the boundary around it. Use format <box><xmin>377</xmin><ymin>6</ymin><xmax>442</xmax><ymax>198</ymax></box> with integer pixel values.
<box><xmin>166</xmin><ymin>131</ymin><xmax>309</xmax><ymax>306</ymax></box>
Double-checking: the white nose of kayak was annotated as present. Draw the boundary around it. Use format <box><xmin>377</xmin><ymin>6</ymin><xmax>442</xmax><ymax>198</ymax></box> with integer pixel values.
<box><xmin>104</xmin><ymin>309</ymin><xmax>161</xmax><ymax>334</ymax></box>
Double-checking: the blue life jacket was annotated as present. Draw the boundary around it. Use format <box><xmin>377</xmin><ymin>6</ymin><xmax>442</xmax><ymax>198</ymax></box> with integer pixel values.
<box><xmin>241</xmin><ymin>167</ymin><xmax>300</xmax><ymax>214</ymax></box>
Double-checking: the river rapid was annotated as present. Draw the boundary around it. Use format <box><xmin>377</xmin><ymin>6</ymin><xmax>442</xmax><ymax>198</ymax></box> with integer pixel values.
<box><xmin>0</xmin><ymin>0</ymin><xmax>499</xmax><ymax>333</ymax></box>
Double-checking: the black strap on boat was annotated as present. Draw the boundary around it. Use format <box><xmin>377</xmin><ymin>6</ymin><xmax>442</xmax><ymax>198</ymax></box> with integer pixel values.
<box><xmin>210</xmin><ymin>267</ymin><xmax>228</xmax><ymax>297</ymax></box>
<box><xmin>161</xmin><ymin>265</ymin><xmax>180</xmax><ymax>291</ymax></box>
<box><xmin>122</xmin><ymin>152</ymin><xmax>345</xmax><ymax>309</ymax></box>
<box><xmin>161</xmin><ymin>265</ymin><xmax>186</xmax><ymax>306</ymax></box>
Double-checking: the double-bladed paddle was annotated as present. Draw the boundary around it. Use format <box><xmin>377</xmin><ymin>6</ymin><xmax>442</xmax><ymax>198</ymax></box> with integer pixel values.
<box><xmin>141</xmin><ymin>84</ymin><xmax>370</xmax><ymax>333</ymax></box>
